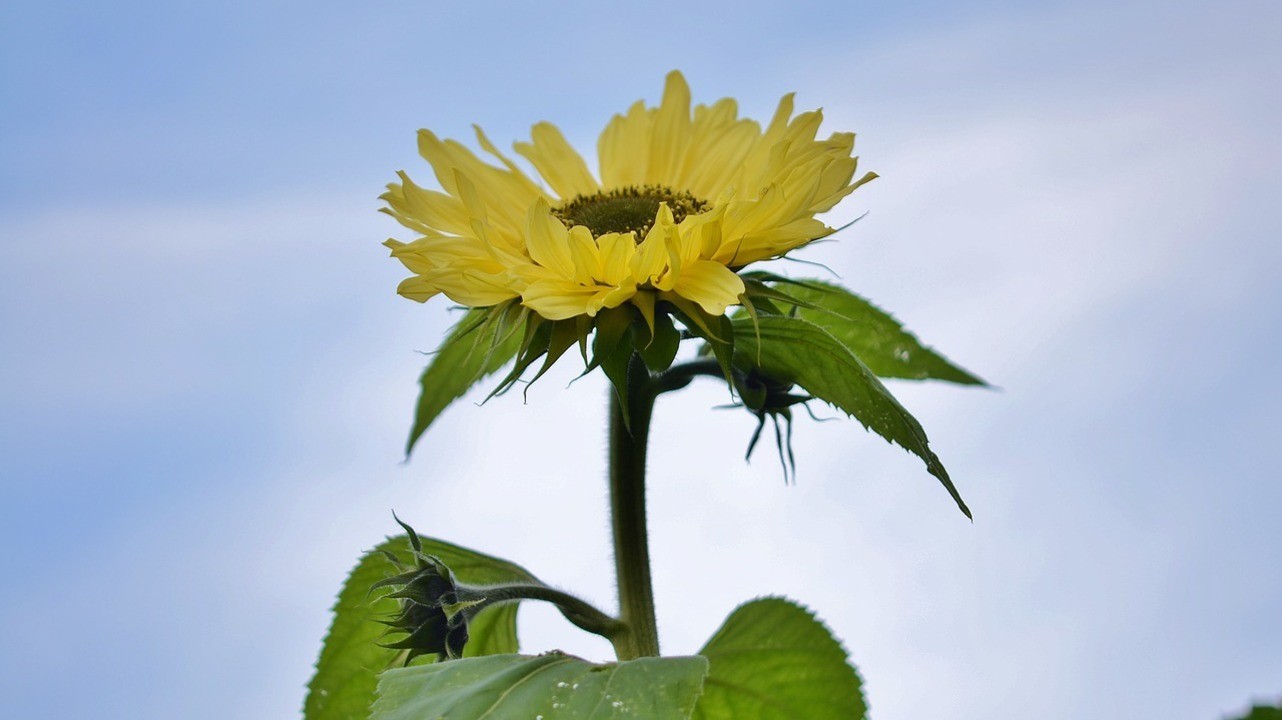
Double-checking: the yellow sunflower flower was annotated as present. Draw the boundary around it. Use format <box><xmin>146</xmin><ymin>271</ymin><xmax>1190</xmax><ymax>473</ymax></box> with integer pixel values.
<box><xmin>382</xmin><ymin>71</ymin><xmax>876</xmax><ymax>323</ymax></box>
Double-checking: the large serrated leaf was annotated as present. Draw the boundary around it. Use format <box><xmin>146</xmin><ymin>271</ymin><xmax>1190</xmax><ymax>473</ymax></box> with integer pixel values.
<box><xmin>732</xmin><ymin>314</ymin><xmax>971</xmax><ymax>518</ymax></box>
<box><xmin>372</xmin><ymin>653</ymin><xmax>709</xmax><ymax>720</ymax></box>
<box><xmin>406</xmin><ymin>307</ymin><xmax>522</xmax><ymax>455</ymax></box>
<box><xmin>784</xmin><ymin>280</ymin><xmax>986</xmax><ymax>385</ymax></box>
<box><xmin>692</xmin><ymin>597</ymin><xmax>866</xmax><ymax>720</ymax></box>
<box><xmin>305</xmin><ymin>535</ymin><xmax>539</xmax><ymax>720</ymax></box>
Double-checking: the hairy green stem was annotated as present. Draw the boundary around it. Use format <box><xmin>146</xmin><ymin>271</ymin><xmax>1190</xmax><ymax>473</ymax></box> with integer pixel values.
<box><xmin>609</xmin><ymin>354</ymin><xmax>661</xmax><ymax>659</ymax></box>
<box><xmin>654</xmin><ymin>358</ymin><xmax>727</xmax><ymax>394</ymax></box>
<box><xmin>458</xmin><ymin>583</ymin><xmax>625</xmax><ymax>641</ymax></box>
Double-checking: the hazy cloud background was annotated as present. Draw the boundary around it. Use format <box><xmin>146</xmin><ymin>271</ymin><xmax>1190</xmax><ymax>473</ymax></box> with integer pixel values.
<box><xmin>2</xmin><ymin>1</ymin><xmax>1279</xmax><ymax>718</ymax></box>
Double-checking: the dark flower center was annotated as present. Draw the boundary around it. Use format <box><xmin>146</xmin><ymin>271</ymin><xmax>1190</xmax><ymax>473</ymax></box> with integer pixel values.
<box><xmin>553</xmin><ymin>185</ymin><xmax>708</xmax><ymax>239</ymax></box>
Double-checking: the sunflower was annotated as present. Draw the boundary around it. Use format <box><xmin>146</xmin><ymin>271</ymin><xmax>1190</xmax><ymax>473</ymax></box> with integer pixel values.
<box><xmin>382</xmin><ymin>71</ymin><xmax>875</xmax><ymax>324</ymax></box>
<box><xmin>387</xmin><ymin>72</ymin><xmax>979</xmax><ymax>519</ymax></box>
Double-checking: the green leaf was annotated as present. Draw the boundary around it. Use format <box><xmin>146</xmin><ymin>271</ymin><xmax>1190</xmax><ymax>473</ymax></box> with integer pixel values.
<box><xmin>670</xmin><ymin>298</ymin><xmax>735</xmax><ymax>387</ymax></box>
<box><xmin>691</xmin><ymin>597</ymin><xmax>866</xmax><ymax>720</ymax></box>
<box><xmin>305</xmin><ymin>534</ymin><xmax>539</xmax><ymax>720</ymax></box>
<box><xmin>783</xmin><ymin>280</ymin><xmax>986</xmax><ymax>385</ymax></box>
<box><xmin>372</xmin><ymin>653</ymin><xmax>709</xmax><ymax>720</ymax></box>
<box><xmin>459</xmin><ymin>603</ymin><xmax>518</xmax><ymax>658</ymax></box>
<box><xmin>1228</xmin><ymin>703</ymin><xmax>1282</xmax><ymax>720</ymax></box>
<box><xmin>406</xmin><ymin>306</ymin><xmax>523</xmax><ymax>455</ymax></box>
<box><xmin>732</xmin><ymin>314</ymin><xmax>971</xmax><ymax>518</ymax></box>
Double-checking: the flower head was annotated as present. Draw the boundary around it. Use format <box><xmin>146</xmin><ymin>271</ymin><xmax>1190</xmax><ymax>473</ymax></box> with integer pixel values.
<box><xmin>387</xmin><ymin>74</ymin><xmax>981</xmax><ymax>519</ymax></box>
<box><xmin>382</xmin><ymin>71</ymin><xmax>875</xmax><ymax>323</ymax></box>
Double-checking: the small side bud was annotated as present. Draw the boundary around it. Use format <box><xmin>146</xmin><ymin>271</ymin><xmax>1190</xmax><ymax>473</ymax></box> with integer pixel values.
<box><xmin>734</xmin><ymin>368</ymin><xmax>813</xmax><ymax>483</ymax></box>
<box><xmin>373</xmin><ymin>516</ymin><xmax>473</xmax><ymax>662</ymax></box>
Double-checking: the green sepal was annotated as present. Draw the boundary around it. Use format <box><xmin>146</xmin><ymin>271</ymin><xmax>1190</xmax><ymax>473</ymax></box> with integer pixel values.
<box><xmin>740</xmin><ymin>276</ymin><xmax>823</xmax><ymax>313</ymax></box>
<box><xmin>738</xmin><ymin>270</ymin><xmax>829</xmax><ymax>292</ymax></box>
<box><xmin>669</xmin><ymin>297</ymin><xmax>735</xmax><ymax>389</ymax></box>
<box><xmin>367</xmin><ymin>570</ymin><xmax>428</xmax><ymax>595</ymax></box>
<box><xmin>441</xmin><ymin>599</ymin><xmax>487</xmax><ymax>622</ymax></box>
<box><xmin>635</xmin><ymin>308</ymin><xmax>681</xmax><ymax>372</ymax></box>
<box><xmin>525</xmin><ymin>319</ymin><xmax>582</xmax><ymax>389</ymax></box>
<box><xmin>485</xmin><ymin>313</ymin><xmax>549</xmax><ymax>400</ymax></box>
<box><xmin>592</xmin><ymin>305</ymin><xmax>639</xmax><ymax>421</ymax></box>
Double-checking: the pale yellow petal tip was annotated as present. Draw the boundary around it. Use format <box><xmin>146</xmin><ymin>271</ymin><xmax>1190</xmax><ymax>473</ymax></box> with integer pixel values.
<box><xmin>529</xmin><ymin>196</ymin><xmax>552</xmax><ymax>214</ymax></box>
<box><xmin>530</xmin><ymin>121</ymin><xmax>565</xmax><ymax>139</ymax></box>
<box><xmin>661</xmin><ymin>70</ymin><xmax>691</xmax><ymax>107</ymax></box>
<box><xmin>415</xmin><ymin>129</ymin><xmax>441</xmax><ymax>156</ymax></box>
<box><xmin>852</xmin><ymin>171</ymin><xmax>879</xmax><ymax>190</ymax></box>
<box><xmin>396</xmin><ymin>277</ymin><xmax>437</xmax><ymax>303</ymax></box>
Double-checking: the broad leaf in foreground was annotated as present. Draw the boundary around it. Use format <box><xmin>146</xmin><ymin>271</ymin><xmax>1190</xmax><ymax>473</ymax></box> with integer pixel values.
<box><xmin>406</xmin><ymin>307</ymin><xmax>522</xmax><ymax>455</ymax></box>
<box><xmin>372</xmin><ymin>653</ymin><xmax>709</xmax><ymax>720</ymax></box>
<box><xmin>784</xmin><ymin>280</ymin><xmax>986</xmax><ymax>385</ymax></box>
<box><xmin>692</xmin><ymin>597</ymin><xmax>866</xmax><ymax>720</ymax></box>
<box><xmin>732</xmin><ymin>315</ymin><xmax>971</xmax><ymax>518</ymax></box>
<box><xmin>304</xmin><ymin>534</ymin><xmax>538</xmax><ymax>720</ymax></box>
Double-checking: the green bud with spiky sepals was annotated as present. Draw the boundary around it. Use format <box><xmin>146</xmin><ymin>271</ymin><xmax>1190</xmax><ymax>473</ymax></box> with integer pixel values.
<box><xmin>373</xmin><ymin>513</ymin><xmax>633</xmax><ymax>660</ymax></box>
<box><xmin>734</xmin><ymin>368</ymin><xmax>815</xmax><ymax>484</ymax></box>
<box><xmin>372</xmin><ymin>514</ymin><xmax>473</xmax><ymax>663</ymax></box>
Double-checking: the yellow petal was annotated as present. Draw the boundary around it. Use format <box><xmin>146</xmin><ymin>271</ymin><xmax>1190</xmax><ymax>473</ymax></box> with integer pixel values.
<box><xmin>672</xmin><ymin>259</ymin><xmax>745</xmax><ymax>316</ymax></box>
<box><xmin>416</xmin><ymin>130</ymin><xmax>538</xmax><ymax>237</ymax></box>
<box><xmin>565</xmin><ymin>225</ymin><xmax>599</xmax><ymax>285</ymax></box>
<box><xmin>524</xmin><ymin>199</ymin><xmax>575</xmax><ymax>278</ymax></box>
<box><xmin>472</xmin><ymin>124</ymin><xmax>543</xmax><ymax>196</ymax></box>
<box><xmin>631</xmin><ymin>204</ymin><xmax>675</xmax><ymax>284</ymax></box>
<box><xmin>596</xmin><ymin>232</ymin><xmax>636</xmax><ymax>286</ymax></box>
<box><xmin>594</xmin><ymin>281</ymin><xmax>638</xmax><ymax>313</ymax></box>
<box><xmin>436</xmin><ymin>269</ymin><xmax>520</xmax><ymax>307</ymax></box>
<box><xmin>632</xmin><ymin>290</ymin><xmax>657</xmax><ymax>336</ymax></box>
<box><xmin>522</xmin><ymin>279</ymin><xmax>602</xmax><ymax>320</ymax></box>
<box><xmin>598</xmin><ymin>100</ymin><xmax>653</xmax><ymax>188</ymax></box>
<box><xmin>647</xmin><ymin>71</ymin><xmax>692</xmax><ymax>185</ymax></box>
<box><xmin>384</xmin><ymin>172</ymin><xmax>472</xmax><ymax>236</ymax></box>
<box><xmin>514</xmin><ymin>122</ymin><xmax>599</xmax><ymax>200</ymax></box>
<box><xmin>395</xmin><ymin>275</ymin><xmax>439</xmax><ymax>303</ymax></box>
<box><xmin>683</xmin><ymin>119</ymin><xmax>760</xmax><ymax>199</ymax></box>
<box><xmin>764</xmin><ymin>92</ymin><xmax>796</xmax><ymax>142</ymax></box>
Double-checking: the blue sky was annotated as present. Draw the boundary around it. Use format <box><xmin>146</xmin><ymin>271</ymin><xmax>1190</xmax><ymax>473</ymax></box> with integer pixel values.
<box><xmin>2</xmin><ymin>1</ymin><xmax>1279</xmax><ymax>718</ymax></box>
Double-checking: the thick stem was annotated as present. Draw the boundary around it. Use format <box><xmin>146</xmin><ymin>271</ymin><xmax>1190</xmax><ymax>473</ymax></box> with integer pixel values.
<box><xmin>609</xmin><ymin>354</ymin><xmax>660</xmax><ymax>659</ymax></box>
